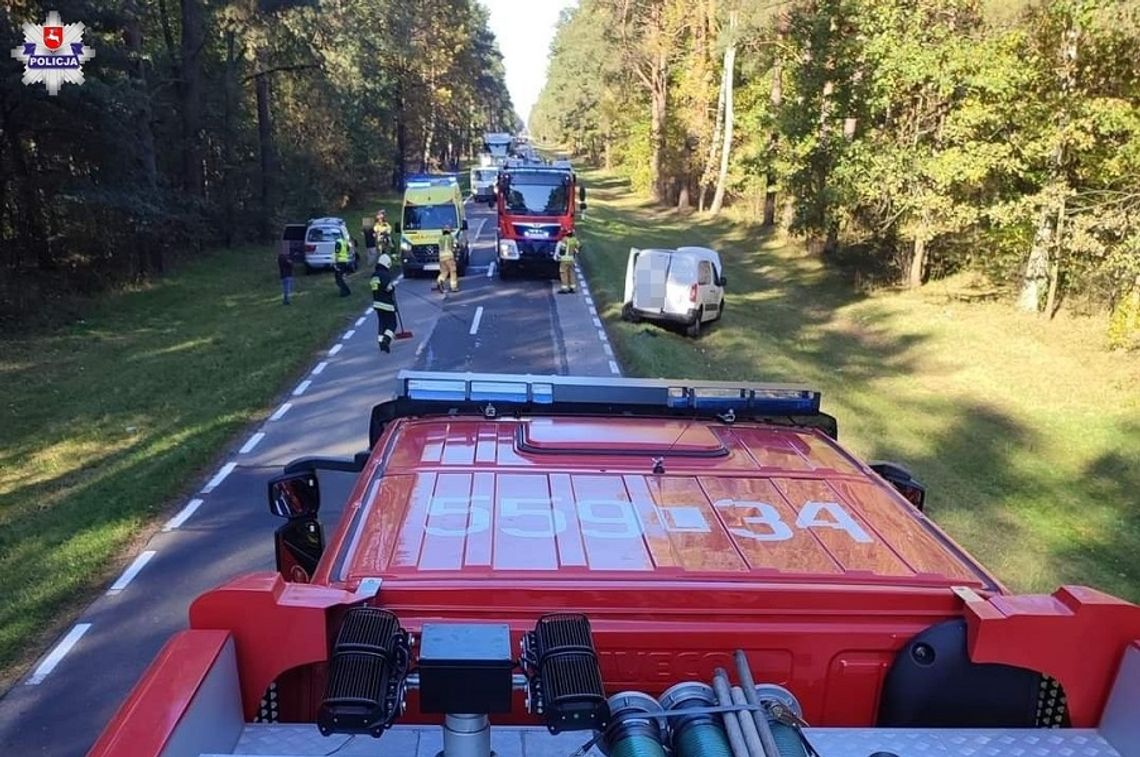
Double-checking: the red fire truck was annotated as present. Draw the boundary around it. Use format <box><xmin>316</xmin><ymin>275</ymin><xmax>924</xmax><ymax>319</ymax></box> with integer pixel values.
<box><xmin>91</xmin><ymin>372</ymin><xmax>1140</xmax><ymax>757</ymax></box>
<box><xmin>495</xmin><ymin>162</ymin><xmax>586</xmax><ymax>279</ymax></box>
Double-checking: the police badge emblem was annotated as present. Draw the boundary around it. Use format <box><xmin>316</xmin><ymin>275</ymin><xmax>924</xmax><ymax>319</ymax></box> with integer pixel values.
<box><xmin>10</xmin><ymin>11</ymin><xmax>96</xmax><ymax>95</ymax></box>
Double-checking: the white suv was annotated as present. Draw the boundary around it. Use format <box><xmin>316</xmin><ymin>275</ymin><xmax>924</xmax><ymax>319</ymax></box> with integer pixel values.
<box><xmin>303</xmin><ymin>217</ymin><xmax>358</xmax><ymax>273</ymax></box>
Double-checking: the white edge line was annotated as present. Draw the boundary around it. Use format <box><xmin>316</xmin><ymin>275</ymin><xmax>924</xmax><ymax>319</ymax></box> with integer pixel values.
<box><xmin>106</xmin><ymin>550</ymin><xmax>157</xmax><ymax>595</ymax></box>
<box><xmin>292</xmin><ymin>379</ymin><xmax>312</xmax><ymax>396</ymax></box>
<box><xmin>343</xmin><ymin>329</ymin><xmax>356</xmax><ymax>340</ymax></box>
<box><xmin>603</xmin><ymin>343</ymin><xmax>614</xmax><ymax>357</ymax></box>
<box><xmin>239</xmin><ymin>431</ymin><xmax>266</xmax><ymax>455</ymax></box>
<box><xmin>26</xmin><ymin>624</ymin><xmax>92</xmax><ymax>685</ymax></box>
<box><xmin>312</xmin><ymin>361</ymin><xmax>329</xmax><ymax>376</ymax></box>
<box><xmin>469</xmin><ymin>306</ymin><xmax>485</xmax><ymax>336</ymax></box>
<box><xmin>269</xmin><ymin>402</ymin><xmax>292</xmax><ymax>421</ymax></box>
<box><xmin>163</xmin><ymin>498</ymin><xmax>204</xmax><ymax>531</ymax></box>
<box><xmin>597</xmin><ymin>329</ymin><xmax>608</xmax><ymax>342</ymax></box>
<box><xmin>201</xmin><ymin>461</ymin><xmax>236</xmax><ymax>493</ymax></box>
<box><xmin>355</xmin><ymin>316</ymin><xmax>366</xmax><ymax>327</ymax></box>
<box><xmin>609</xmin><ymin>360</ymin><xmax>621</xmax><ymax>374</ymax></box>
<box><xmin>592</xmin><ymin>317</ymin><xmax>603</xmax><ymax>329</ymax></box>
<box><xmin>328</xmin><ymin>344</ymin><xmax>343</xmax><ymax>356</ymax></box>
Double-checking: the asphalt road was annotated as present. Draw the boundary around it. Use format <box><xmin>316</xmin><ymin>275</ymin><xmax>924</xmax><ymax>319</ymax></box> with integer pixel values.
<box><xmin>0</xmin><ymin>200</ymin><xmax>618</xmax><ymax>756</ymax></box>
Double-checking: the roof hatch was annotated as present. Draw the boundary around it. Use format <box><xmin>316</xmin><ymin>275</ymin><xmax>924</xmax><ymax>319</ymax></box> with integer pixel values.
<box><xmin>519</xmin><ymin>418</ymin><xmax>728</xmax><ymax>457</ymax></box>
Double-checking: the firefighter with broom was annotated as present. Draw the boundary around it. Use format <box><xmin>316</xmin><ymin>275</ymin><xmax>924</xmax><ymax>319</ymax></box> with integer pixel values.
<box><xmin>370</xmin><ymin>253</ymin><xmax>402</xmax><ymax>353</ymax></box>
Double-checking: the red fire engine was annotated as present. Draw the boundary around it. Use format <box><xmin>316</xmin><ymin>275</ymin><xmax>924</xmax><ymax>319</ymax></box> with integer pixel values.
<box><xmin>91</xmin><ymin>373</ymin><xmax>1140</xmax><ymax>757</ymax></box>
<box><xmin>495</xmin><ymin>162</ymin><xmax>586</xmax><ymax>279</ymax></box>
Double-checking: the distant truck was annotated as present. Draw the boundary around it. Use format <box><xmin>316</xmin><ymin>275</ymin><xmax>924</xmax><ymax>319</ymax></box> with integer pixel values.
<box><xmin>482</xmin><ymin>133</ymin><xmax>513</xmax><ymax>166</ymax></box>
<box><xmin>395</xmin><ymin>175</ymin><xmax>470</xmax><ymax>278</ymax></box>
<box><xmin>469</xmin><ymin>166</ymin><xmax>498</xmax><ymax>206</ymax></box>
<box><xmin>495</xmin><ymin>163</ymin><xmax>586</xmax><ymax>279</ymax></box>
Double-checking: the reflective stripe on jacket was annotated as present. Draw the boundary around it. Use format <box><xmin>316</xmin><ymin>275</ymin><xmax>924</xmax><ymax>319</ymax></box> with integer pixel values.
<box><xmin>438</xmin><ymin>233</ymin><xmax>455</xmax><ymax>260</ymax></box>
<box><xmin>556</xmin><ymin>236</ymin><xmax>580</xmax><ymax>262</ymax></box>
<box><xmin>370</xmin><ymin>269</ymin><xmax>397</xmax><ymax>311</ymax></box>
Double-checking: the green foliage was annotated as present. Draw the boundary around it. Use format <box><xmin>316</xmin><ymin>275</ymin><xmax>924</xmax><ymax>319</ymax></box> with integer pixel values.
<box><xmin>533</xmin><ymin>0</ymin><xmax>1140</xmax><ymax>331</ymax></box>
<box><xmin>0</xmin><ymin>0</ymin><xmax>514</xmax><ymax>320</ymax></box>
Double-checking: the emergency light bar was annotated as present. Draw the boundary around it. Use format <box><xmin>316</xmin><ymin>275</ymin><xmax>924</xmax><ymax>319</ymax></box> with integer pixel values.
<box><xmin>369</xmin><ymin>372</ymin><xmax>834</xmax><ymax>447</ymax></box>
<box><xmin>398</xmin><ymin>371</ymin><xmax>816</xmax><ymax>411</ymax></box>
<box><xmin>404</xmin><ymin>174</ymin><xmax>459</xmax><ymax>188</ymax></box>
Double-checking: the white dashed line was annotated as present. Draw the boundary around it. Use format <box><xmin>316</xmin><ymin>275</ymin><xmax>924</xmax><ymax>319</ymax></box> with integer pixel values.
<box><xmin>609</xmin><ymin>360</ymin><xmax>621</xmax><ymax>375</ymax></box>
<box><xmin>473</xmin><ymin>218</ymin><xmax>487</xmax><ymax>241</ymax></box>
<box><xmin>592</xmin><ymin>317</ymin><xmax>602</xmax><ymax>329</ymax></box>
<box><xmin>329</xmin><ymin>344</ymin><xmax>343</xmax><ymax>356</ymax></box>
<box><xmin>343</xmin><ymin>329</ymin><xmax>356</xmax><ymax>340</ymax></box>
<box><xmin>395</xmin><ymin>274</ymin><xmax>404</xmax><ymax>284</ymax></box>
<box><xmin>469</xmin><ymin>306</ymin><xmax>485</xmax><ymax>336</ymax></box>
<box><xmin>603</xmin><ymin>343</ymin><xmax>614</xmax><ymax>357</ymax></box>
<box><xmin>363</xmin><ymin>305</ymin><xmax>373</xmax><ymax>316</ymax></box>
<box><xmin>293</xmin><ymin>380</ymin><xmax>312</xmax><ymax>396</ymax></box>
<box><xmin>269</xmin><ymin>402</ymin><xmax>292</xmax><ymax>421</ymax></box>
<box><xmin>201</xmin><ymin>462</ymin><xmax>236</xmax><ymax>493</ymax></box>
<box><xmin>415</xmin><ymin>339</ymin><xmax>428</xmax><ymax>357</ymax></box>
<box><xmin>312</xmin><ymin>361</ymin><xmax>328</xmax><ymax>376</ymax></box>
<box><xmin>106</xmin><ymin>551</ymin><xmax>157</xmax><ymax>595</ymax></box>
<box><xmin>163</xmin><ymin>498</ymin><xmax>203</xmax><ymax>531</ymax></box>
<box><xmin>487</xmin><ymin>262</ymin><xmax>496</xmax><ymax>278</ymax></box>
<box><xmin>239</xmin><ymin>432</ymin><xmax>265</xmax><ymax>454</ymax></box>
<box><xmin>355</xmin><ymin>316</ymin><xmax>366</xmax><ymax>327</ymax></box>
<box><xmin>597</xmin><ymin>329</ymin><xmax>608</xmax><ymax>342</ymax></box>
<box><xmin>26</xmin><ymin>624</ymin><xmax>92</xmax><ymax>685</ymax></box>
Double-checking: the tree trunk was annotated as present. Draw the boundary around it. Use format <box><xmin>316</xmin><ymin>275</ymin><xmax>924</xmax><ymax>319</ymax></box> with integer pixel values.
<box><xmin>221</xmin><ymin>31</ymin><xmax>238</xmax><ymax>247</ymax></box>
<box><xmin>763</xmin><ymin>23</ymin><xmax>784</xmax><ymax>227</ymax></box>
<box><xmin>256</xmin><ymin>67</ymin><xmax>276</xmax><ymax>241</ymax></box>
<box><xmin>699</xmin><ymin>58</ymin><xmax>728</xmax><ymax>212</ymax></box>
<box><xmin>394</xmin><ymin>79</ymin><xmax>407</xmax><ymax>188</ymax></box>
<box><xmin>909</xmin><ymin>234</ymin><xmax>926</xmax><ymax>289</ymax></box>
<box><xmin>125</xmin><ymin>2</ymin><xmax>158</xmax><ymax>190</ymax></box>
<box><xmin>648</xmin><ymin>61</ymin><xmax>667</xmax><ymax>203</ymax></box>
<box><xmin>1018</xmin><ymin>207</ymin><xmax>1052</xmax><ymax>312</ymax></box>
<box><xmin>709</xmin><ymin>17</ymin><xmax>737</xmax><ymax>216</ymax></box>
<box><xmin>179</xmin><ymin>0</ymin><xmax>204</xmax><ymax>197</ymax></box>
<box><xmin>1045</xmin><ymin>196</ymin><xmax>1066</xmax><ymax>317</ymax></box>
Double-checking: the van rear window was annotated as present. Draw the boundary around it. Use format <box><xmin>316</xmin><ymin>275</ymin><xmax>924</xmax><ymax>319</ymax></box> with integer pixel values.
<box><xmin>307</xmin><ymin>227</ymin><xmax>342</xmax><ymax>242</ymax></box>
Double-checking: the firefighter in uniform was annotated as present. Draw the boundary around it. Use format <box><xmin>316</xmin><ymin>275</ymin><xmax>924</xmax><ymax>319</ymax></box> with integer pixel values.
<box><xmin>333</xmin><ymin>236</ymin><xmax>352</xmax><ymax>296</ymax></box>
<box><xmin>436</xmin><ymin>224</ymin><xmax>459</xmax><ymax>293</ymax></box>
<box><xmin>370</xmin><ymin>254</ymin><xmax>398</xmax><ymax>352</ymax></box>
<box><xmin>555</xmin><ymin>230</ymin><xmax>581</xmax><ymax>294</ymax></box>
<box><xmin>373</xmin><ymin>210</ymin><xmax>392</xmax><ymax>266</ymax></box>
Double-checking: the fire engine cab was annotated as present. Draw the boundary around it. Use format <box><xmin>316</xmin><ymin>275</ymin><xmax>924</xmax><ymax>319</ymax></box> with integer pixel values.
<box><xmin>496</xmin><ymin>164</ymin><xmax>586</xmax><ymax>279</ymax></box>
<box><xmin>91</xmin><ymin>372</ymin><xmax>1140</xmax><ymax>757</ymax></box>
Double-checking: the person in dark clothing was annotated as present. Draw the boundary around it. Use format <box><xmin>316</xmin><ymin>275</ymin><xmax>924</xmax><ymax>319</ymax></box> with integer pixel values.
<box><xmin>370</xmin><ymin>254</ymin><xmax>398</xmax><ymax>352</ymax></box>
<box><xmin>278</xmin><ymin>250</ymin><xmax>294</xmax><ymax>305</ymax></box>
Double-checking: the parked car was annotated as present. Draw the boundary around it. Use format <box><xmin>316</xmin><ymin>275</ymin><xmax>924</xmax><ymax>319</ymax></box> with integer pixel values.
<box><xmin>621</xmin><ymin>246</ymin><xmax>726</xmax><ymax>337</ymax></box>
<box><xmin>280</xmin><ymin>223</ymin><xmax>307</xmax><ymax>265</ymax></box>
<box><xmin>303</xmin><ymin>217</ymin><xmax>358</xmax><ymax>274</ymax></box>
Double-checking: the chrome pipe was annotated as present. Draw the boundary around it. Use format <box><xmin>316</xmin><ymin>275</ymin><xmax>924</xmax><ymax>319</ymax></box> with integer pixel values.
<box><xmin>734</xmin><ymin>650</ymin><xmax>782</xmax><ymax>757</ymax></box>
<box><xmin>731</xmin><ymin>685</ymin><xmax>770</xmax><ymax>757</ymax></box>
<box><xmin>711</xmin><ymin>668</ymin><xmax>755</xmax><ymax>757</ymax></box>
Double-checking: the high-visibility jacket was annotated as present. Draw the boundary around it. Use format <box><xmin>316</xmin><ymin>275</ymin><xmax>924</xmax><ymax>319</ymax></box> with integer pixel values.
<box><xmin>438</xmin><ymin>233</ymin><xmax>456</xmax><ymax>261</ymax></box>
<box><xmin>556</xmin><ymin>236</ymin><xmax>581</xmax><ymax>262</ymax></box>
<box><xmin>370</xmin><ymin>267</ymin><xmax>397</xmax><ymax>311</ymax></box>
<box><xmin>334</xmin><ymin>238</ymin><xmax>351</xmax><ymax>264</ymax></box>
<box><xmin>374</xmin><ymin>221</ymin><xmax>392</xmax><ymax>245</ymax></box>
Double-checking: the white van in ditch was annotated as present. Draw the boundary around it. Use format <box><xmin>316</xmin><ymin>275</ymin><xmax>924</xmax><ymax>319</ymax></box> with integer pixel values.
<box><xmin>621</xmin><ymin>246</ymin><xmax>726</xmax><ymax>337</ymax></box>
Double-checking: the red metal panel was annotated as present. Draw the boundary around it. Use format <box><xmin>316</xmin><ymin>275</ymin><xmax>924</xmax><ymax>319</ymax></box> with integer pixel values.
<box><xmin>441</xmin><ymin>424</ymin><xmax>477</xmax><ymax>465</ymax></box>
<box><xmin>638</xmin><ymin>475</ymin><xmax>748</xmax><ymax>572</ymax></box>
<box><xmin>465</xmin><ymin>472</ymin><xmax>495</xmax><ymax>567</ymax></box>
<box><xmin>774</xmin><ymin>477</ymin><xmax>912</xmax><ymax>577</ymax></box>
<box><xmin>702</xmin><ymin>476</ymin><xmax>842</xmax><ymax>575</ymax></box>
<box><xmin>549</xmin><ymin>473</ymin><xmax>588</xmax><ymax>568</ymax></box>
<box><xmin>572</xmin><ymin>474</ymin><xmax>654</xmax><ymax>571</ymax></box>
<box><xmin>475</xmin><ymin>424</ymin><xmax>498</xmax><ymax>464</ymax></box>
<box><xmin>392</xmin><ymin>472</ymin><xmax>435</xmax><ymax>569</ymax></box>
<box><xmin>830</xmin><ymin>479</ymin><xmax>988</xmax><ymax>585</ymax></box>
<box><xmin>88</xmin><ymin>629</ymin><xmax>231</xmax><ymax>757</ymax></box>
<box><xmin>419</xmin><ymin>473</ymin><xmax>475</xmax><ymax>571</ymax></box>
<box><xmin>493</xmin><ymin>474</ymin><xmax>560</xmax><ymax>571</ymax></box>
<box><xmin>353</xmin><ymin>475</ymin><xmax>415</xmax><ymax>573</ymax></box>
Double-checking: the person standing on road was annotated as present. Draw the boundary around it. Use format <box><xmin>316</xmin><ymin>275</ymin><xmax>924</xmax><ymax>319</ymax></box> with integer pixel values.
<box><xmin>436</xmin><ymin>224</ymin><xmax>459</xmax><ymax>294</ymax></box>
<box><xmin>363</xmin><ymin>219</ymin><xmax>377</xmax><ymax>271</ymax></box>
<box><xmin>278</xmin><ymin>249</ymin><xmax>295</xmax><ymax>305</ymax></box>
<box><xmin>373</xmin><ymin>210</ymin><xmax>393</xmax><ymax>267</ymax></box>
<box><xmin>333</xmin><ymin>235</ymin><xmax>352</xmax><ymax>296</ymax></box>
<box><xmin>370</xmin><ymin>254</ymin><xmax>398</xmax><ymax>353</ymax></box>
<box><xmin>555</xmin><ymin>230</ymin><xmax>581</xmax><ymax>294</ymax></box>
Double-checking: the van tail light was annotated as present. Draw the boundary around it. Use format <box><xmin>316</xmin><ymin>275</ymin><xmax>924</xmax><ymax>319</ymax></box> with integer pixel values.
<box><xmin>689</xmin><ymin>284</ymin><xmax>698</xmax><ymax>303</ymax></box>
<box><xmin>305</xmin><ymin>244</ymin><xmax>316</xmax><ymax>252</ymax></box>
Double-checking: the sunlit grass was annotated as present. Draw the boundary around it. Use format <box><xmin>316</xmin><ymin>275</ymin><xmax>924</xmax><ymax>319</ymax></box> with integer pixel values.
<box><xmin>0</xmin><ymin>197</ymin><xmax>399</xmax><ymax>687</ymax></box>
<box><xmin>579</xmin><ymin>171</ymin><xmax>1140</xmax><ymax>601</ymax></box>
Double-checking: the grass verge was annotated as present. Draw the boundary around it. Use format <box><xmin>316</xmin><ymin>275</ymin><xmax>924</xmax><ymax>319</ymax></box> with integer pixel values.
<box><xmin>0</xmin><ymin>197</ymin><xmax>399</xmax><ymax>689</ymax></box>
<box><xmin>579</xmin><ymin>171</ymin><xmax>1140</xmax><ymax>601</ymax></box>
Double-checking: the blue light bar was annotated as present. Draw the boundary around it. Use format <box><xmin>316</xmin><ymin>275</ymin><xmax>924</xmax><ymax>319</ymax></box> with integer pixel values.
<box><xmin>405</xmin><ymin>174</ymin><xmax>458</xmax><ymax>187</ymax></box>
<box><xmin>396</xmin><ymin>372</ymin><xmax>820</xmax><ymax>415</ymax></box>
